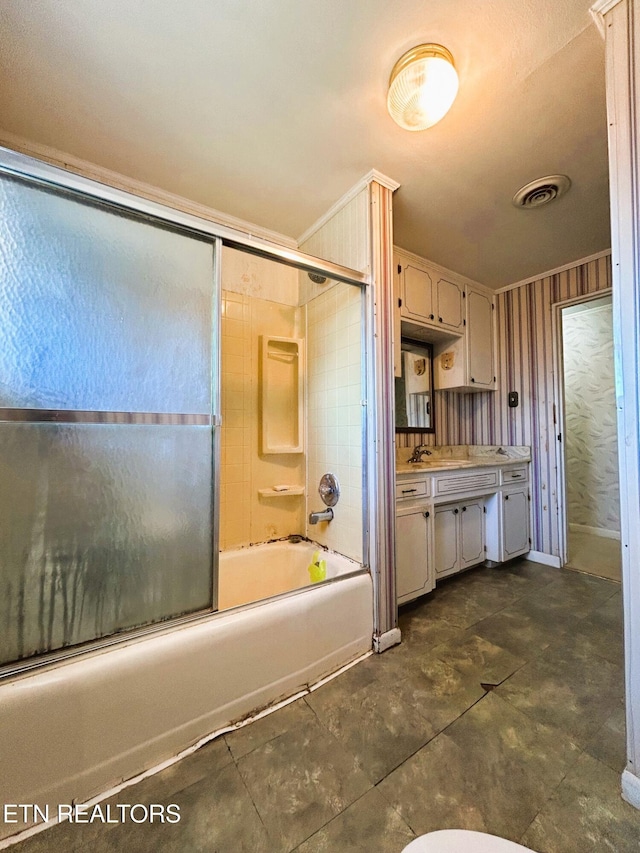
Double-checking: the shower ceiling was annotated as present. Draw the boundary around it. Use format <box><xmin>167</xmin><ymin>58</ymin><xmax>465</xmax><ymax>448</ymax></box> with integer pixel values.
<box><xmin>0</xmin><ymin>0</ymin><xmax>610</xmax><ymax>289</ymax></box>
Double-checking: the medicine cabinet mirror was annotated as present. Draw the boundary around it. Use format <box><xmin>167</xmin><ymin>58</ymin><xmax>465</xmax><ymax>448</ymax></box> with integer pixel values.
<box><xmin>395</xmin><ymin>339</ymin><xmax>435</xmax><ymax>433</ymax></box>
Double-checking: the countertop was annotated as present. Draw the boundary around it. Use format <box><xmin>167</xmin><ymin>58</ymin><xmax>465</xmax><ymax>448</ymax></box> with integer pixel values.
<box><xmin>396</xmin><ymin>445</ymin><xmax>530</xmax><ymax>476</ymax></box>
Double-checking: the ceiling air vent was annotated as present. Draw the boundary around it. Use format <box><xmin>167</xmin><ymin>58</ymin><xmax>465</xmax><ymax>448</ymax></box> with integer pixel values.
<box><xmin>512</xmin><ymin>175</ymin><xmax>571</xmax><ymax>209</ymax></box>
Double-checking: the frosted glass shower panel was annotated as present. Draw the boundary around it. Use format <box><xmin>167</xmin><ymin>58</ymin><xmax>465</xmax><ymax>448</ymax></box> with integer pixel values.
<box><xmin>0</xmin><ymin>176</ymin><xmax>212</xmax><ymax>414</ymax></box>
<box><xmin>0</xmin><ymin>424</ymin><xmax>213</xmax><ymax>666</ymax></box>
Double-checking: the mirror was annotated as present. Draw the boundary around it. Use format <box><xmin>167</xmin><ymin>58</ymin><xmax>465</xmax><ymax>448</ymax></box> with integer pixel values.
<box><xmin>395</xmin><ymin>339</ymin><xmax>435</xmax><ymax>433</ymax></box>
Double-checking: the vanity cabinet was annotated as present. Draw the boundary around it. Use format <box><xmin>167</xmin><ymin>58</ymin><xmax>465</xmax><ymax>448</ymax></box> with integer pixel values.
<box><xmin>396</xmin><ymin>502</ymin><xmax>434</xmax><ymax>603</ymax></box>
<box><xmin>434</xmin><ymin>498</ymin><xmax>485</xmax><ymax>579</ymax></box>
<box><xmin>396</xmin><ymin>457</ymin><xmax>530</xmax><ymax>605</ymax></box>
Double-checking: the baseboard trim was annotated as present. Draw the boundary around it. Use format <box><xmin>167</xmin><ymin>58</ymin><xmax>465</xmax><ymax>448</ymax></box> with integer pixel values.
<box><xmin>569</xmin><ymin>523</ymin><xmax>621</xmax><ymax>541</ymax></box>
<box><xmin>526</xmin><ymin>550</ymin><xmax>562</xmax><ymax>568</ymax></box>
<box><xmin>373</xmin><ymin>627</ymin><xmax>401</xmax><ymax>653</ymax></box>
<box><xmin>622</xmin><ymin>769</ymin><xmax>640</xmax><ymax>810</ymax></box>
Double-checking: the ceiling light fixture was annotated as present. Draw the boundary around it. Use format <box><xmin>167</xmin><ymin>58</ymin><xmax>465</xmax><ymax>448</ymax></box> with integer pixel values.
<box><xmin>387</xmin><ymin>43</ymin><xmax>459</xmax><ymax>131</ymax></box>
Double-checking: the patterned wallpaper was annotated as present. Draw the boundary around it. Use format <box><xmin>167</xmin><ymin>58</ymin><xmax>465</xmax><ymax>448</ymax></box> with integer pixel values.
<box><xmin>397</xmin><ymin>253</ymin><xmax>612</xmax><ymax>557</ymax></box>
<box><xmin>562</xmin><ymin>300</ymin><xmax>619</xmax><ymax>535</ymax></box>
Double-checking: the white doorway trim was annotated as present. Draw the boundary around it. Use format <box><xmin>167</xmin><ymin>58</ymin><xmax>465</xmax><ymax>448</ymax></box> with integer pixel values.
<box><xmin>592</xmin><ymin>0</ymin><xmax>640</xmax><ymax>807</ymax></box>
<box><xmin>551</xmin><ymin>289</ymin><xmax>613</xmax><ymax>568</ymax></box>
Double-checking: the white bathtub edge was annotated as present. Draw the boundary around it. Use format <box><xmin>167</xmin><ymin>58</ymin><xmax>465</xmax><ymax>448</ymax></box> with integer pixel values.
<box><xmin>0</xmin><ymin>573</ymin><xmax>373</xmax><ymax>843</ymax></box>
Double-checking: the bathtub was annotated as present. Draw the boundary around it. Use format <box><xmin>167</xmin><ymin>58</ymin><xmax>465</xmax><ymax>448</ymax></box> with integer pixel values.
<box><xmin>0</xmin><ymin>549</ymin><xmax>372</xmax><ymax>842</ymax></box>
<box><xmin>218</xmin><ymin>539</ymin><xmax>362</xmax><ymax>609</ymax></box>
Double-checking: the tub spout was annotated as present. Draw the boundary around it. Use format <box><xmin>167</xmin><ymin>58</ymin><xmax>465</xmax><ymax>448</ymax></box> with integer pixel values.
<box><xmin>309</xmin><ymin>508</ymin><xmax>334</xmax><ymax>524</ymax></box>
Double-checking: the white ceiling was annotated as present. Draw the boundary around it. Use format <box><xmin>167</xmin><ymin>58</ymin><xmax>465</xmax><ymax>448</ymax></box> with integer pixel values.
<box><xmin>0</xmin><ymin>0</ymin><xmax>610</xmax><ymax>289</ymax></box>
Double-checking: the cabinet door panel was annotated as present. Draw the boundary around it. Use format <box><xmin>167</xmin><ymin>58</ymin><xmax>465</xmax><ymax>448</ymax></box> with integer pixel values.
<box><xmin>502</xmin><ymin>489</ymin><xmax>530</xmax><ymax>559</ymax></box>
<box><xmin>402</xmin><ymin>264</ymin><xmax>434</xmax><ymax>323</ymax></box>
<box><xmin>435</xmin><ymin>277</ymin><xmax>464</xmax><ymax>331</ymax></box>
<box><xmin>460</xmin><ymin>499</ymin><xmax>485</xmax><ymax>567</ymax></box>
<box><xmin>434</xmin><ymin>506</ymin><xmax>458</xmax><ymax>575</ymax></box>
<box><xmin>396</xmin><ymin>507</ymin><xmax>431</xmax><ymax>601</ymax></box>
<box><xmin>467</xmin><ymin>289</ymin><xmax>494</xmax><ymax>388</ymax></box>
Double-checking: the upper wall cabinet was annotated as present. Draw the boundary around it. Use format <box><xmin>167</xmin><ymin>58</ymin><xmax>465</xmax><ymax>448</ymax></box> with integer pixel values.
<box><xmin>393</xmin><ymin>247</ymin><xmax>496</xmax><ymax>392</ymax></box>
<box><xmin>396</xmin><ymin>255</ymin><xmax>463</xmax><ymax>333</ymax></box>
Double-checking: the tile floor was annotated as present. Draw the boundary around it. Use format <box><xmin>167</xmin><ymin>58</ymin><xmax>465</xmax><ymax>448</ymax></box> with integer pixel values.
<box><xmin>566</xmin><ymin>529</ymin><xmax>622</xmax><ymax>582</ymax></box>
<box><xmin>11</xmin><ymin>559</ymin><xmax>639</xmax><ymax>853</ymax></box>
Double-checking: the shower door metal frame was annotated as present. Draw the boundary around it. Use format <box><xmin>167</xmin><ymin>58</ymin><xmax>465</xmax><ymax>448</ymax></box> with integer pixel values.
<box><xmin>0</xmin><ymin>146</ymin><xmax>371</xmax><ymax>679</ymax></box>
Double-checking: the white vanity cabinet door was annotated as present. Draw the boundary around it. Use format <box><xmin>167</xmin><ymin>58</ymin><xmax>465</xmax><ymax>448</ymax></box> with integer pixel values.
<box><xmin>401</xmin><ymin>263</ymin><xmax>435</xmax><ymax>324</ymax></box>
<box><xmin>459</xmin><ymin>499</ymin><xmax>485</xmax><ymax>567</ymax></box>
<box><xmin>435</xmin><ymin>276</ymin><xmax>464</xmax><ymax>332</ymax></box>
<box><xmin>466</xmin><ymin>287</ymin><xmax>495</xmax><ymax>389</ymax></box>
<box><xmin>434</xmin><ymin>505</ymin><xmax>459</xmax><ymax>577</ymax></box>
<box><xmin>501</xmin><ymin>487</ymin><xmax>530</xmax><ymax>560</ymax></box>
<box><xmin>396</xmin><ymin>503</ymin><xmax>433</xmax><ymax>603</ymax></box>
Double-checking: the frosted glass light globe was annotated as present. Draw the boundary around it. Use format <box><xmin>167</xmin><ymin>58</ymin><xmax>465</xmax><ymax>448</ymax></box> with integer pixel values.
<box><xmin>387</xmin><ymin>44</ymin><xmax>459</xmax><ymax>131</ymax></box>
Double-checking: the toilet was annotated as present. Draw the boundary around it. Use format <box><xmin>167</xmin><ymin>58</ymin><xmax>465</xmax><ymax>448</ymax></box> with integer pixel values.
<box><xmin>402</xmin><ymin>830</ymin><xmax>535</xmax><ymax>852</ymax></box>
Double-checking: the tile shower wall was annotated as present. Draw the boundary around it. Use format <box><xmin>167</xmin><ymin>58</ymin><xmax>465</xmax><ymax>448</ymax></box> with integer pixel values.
<box><xmin>562</xmin><ymin>300</ymin><xmax>619</xmax><ymax>536</ymax></box>
<box><xmin>306</xmin><ymin>284</ymin><xmax>363</xmax><ymax>563</ymax></box>
<box><xmin>397</xmin><ymin>253</ymin><xmax>612</xmax><ymax>558</ymax></box>
<box><xmin>220</xmin><ymin>249</ymin><xmax>305</xmax><ymax>551</ymax></box>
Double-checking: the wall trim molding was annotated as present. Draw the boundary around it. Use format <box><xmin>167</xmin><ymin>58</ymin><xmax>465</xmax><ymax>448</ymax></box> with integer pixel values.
<box><xmin>526</xmin><ymin>550</ymin><xmax>562</xmax><ymax>568</ymax></box>
<box><xmin>569</xmin><ymin>523</ymin><xmax>621</xmax><ymax>541</ymax></box>
<box><xmin>622</xmin><ymin>769</ymin><xmax>640</xmax><ymax>809</ymax></box>
<box><xmin>298</xmin><ymin>170</ymin><xmax>399</xmax><ymax>247</ymax></box>
<box><xmin>495</xmin><ymin>249</ymin><xmax>612</xmax><ymax>294</ymax></box>
<box><xmin>0</xmin><ymin>130</ymin><xmax>299</xmax><ymax>249</ymax></box>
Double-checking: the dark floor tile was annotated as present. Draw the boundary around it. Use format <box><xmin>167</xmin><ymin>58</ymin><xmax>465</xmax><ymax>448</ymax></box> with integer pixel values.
<box><xmin>76</xmin><ymin>762</ymin><xmax>275</xmax><ymax>853</ymax></box>
<box><xmin>378</xmin><ymin>692</ymin><xmax>580</xmax><ymax>842</ymax></box>
<box><xmin>398</xmin><ymin>608</ymin><xmax>464</xmax><ymax>648</ymax></box>
<box><xmin>118</xmin><ymin>736</ymin><xmax>233</xmax><ymax>804</ymax></box>
<box><xmin>445</xmin><ymin>692</ymin><xmax>581</xmax><ymax>790</ymax></box>
<box><xmin>431</xmin><ymin>632</ymin><xmax>525</xmax><ymax>685</ymax></box>
<box><xmin>294</xmin><ymin>787</ymin><xmax>415</xmax><ymax>853</ymax></box>
<box><xmin>237</xmin><ymin>717</ymin><xmax>371</xmax><ymax>852</ymax></box>
<box><xmin>501</xmin><ymin>559</ymin><xmax>561</xmax><ymax>589</ymax></box>
<box><xmin>415</xmin><ymin>581</ymin><xmax>511</xmax><ymax>630</ymax></box>
<box><xmin>225</xmin><ymin>697</ymin><xmax>318</xmax><ymax>760</ymax></box>
<box><xmin>521</xmin><ymin>752</ymin><xmax>640</xmax><ymax>853</ymax></box>
<box><xmin>496</xmin><ymin>641</ymin><xmax>624</xmax><ymax>746</ymax></box>
<box><xmin>534</xmin><ymin>571</ymin><xmax>619</xmax><ymax>619</ymax></box>
<box><xmin>306</xmin><ymin>676</ymin><xmax>435</xmax><ymax>784</ymax></box>
<box><xmin>394</xmin><ymin>656</ymin><xmax>486</xmax><ymax>734</ymax></box>
<box><xmin>584</xmin><ymin>704</ymin><xmax>627</xmax><ymax>772</ymax></box>
<box><xmin>471</xmin><ymin>603</ymin><xmax>572</xmax><ymax>661</ymax></box>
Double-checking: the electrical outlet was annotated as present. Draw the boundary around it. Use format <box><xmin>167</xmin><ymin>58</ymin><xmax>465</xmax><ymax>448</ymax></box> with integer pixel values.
<box><xmin>508</xmin><ymin>391</ymin><xmax>519</xmax><ymax>407</ymax></box>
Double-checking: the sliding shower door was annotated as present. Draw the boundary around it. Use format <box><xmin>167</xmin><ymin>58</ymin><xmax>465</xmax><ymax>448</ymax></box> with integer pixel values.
<box><xmin>0</xmin><ymin>173</ymin><xmax>217</xmax><ymax>667</ymax></box>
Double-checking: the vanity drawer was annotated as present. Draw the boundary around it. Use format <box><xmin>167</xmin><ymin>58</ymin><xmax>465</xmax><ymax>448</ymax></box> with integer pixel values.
<box><xmin>396</xmin><ymin>479</ymin><xmax>430</xmax><ymax>500</ymax></box>
<box><xmin>434</xmin><ymin>470</ymin><xmax>498</xmax><ymax>496</ymax></box>
<box><xmin>500</xmin><ymin>466</ymin><xmax>528</xmax><ymax>485</ymax></box>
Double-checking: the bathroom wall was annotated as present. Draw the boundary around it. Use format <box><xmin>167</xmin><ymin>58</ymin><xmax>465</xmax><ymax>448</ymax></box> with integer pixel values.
<box><xmin>298</xmin><ymin>186</ymin><xmax>370</xmax><ymax>274</ymax></box>
<box><xmin>397</xmin><ymin>252</ymin><xmax>612</xmax><ymax>558</ymax></box>
<box><xmin>305</xmin><ymin>282</ymin><xmax>363</xmax><ymax>562</ymax></box>
<box><xmin>220</xmin><ymin>248</ymin><xmax>305</xmax><ymax>550</ymax></box>
<box><xmin>562</xmin><ymin>299</ymin><xmax>620</xmax><ymax>536</ymax></box>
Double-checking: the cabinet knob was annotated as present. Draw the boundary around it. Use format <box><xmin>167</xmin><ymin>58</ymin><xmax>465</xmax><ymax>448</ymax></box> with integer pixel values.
<box><xmin>429</xmin><ymin>313</ymin><xmax>434</xmax><ymax>320</ymax></box>
<box><xmin>424</xmin><ymin>511</ymin><xmax>430</xmax><ymax>518</ymax></box>
<box><xmin>462</xmin><ymin>506</ymin><xmax>467</xmax><ymax>511</ymax></box>
<box><xmin>505</xmin><ymin>495</ymin><xmax>510</xmax><ymax>501</ymax></box>
<box><xmin>438</xmin><ymin>317</ymin><xmax>443</xmax><ymax>323</ymax></box>
<box><xmin>471</xmin><ymin>377</ymin><xmax>475</xmax><ymax>383</ymax></box>
<box><xmin>453</xmin><ymin>508</ymin><xmax>459</xmax><ymax>514</ymax></box>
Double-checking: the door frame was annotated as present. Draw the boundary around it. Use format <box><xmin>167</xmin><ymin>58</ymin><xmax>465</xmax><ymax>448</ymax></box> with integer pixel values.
<box><xmin>551</xmin><ymin>288</ymin><xmax>613</xmax><ymax>567</ymax></box>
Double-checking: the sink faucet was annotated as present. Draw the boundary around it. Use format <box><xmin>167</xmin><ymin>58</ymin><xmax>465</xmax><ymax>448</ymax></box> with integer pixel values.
<box><xmin>408</xmin><ymin>445</ymin><xmax>432</xmax><ymax>463</ymax></box>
